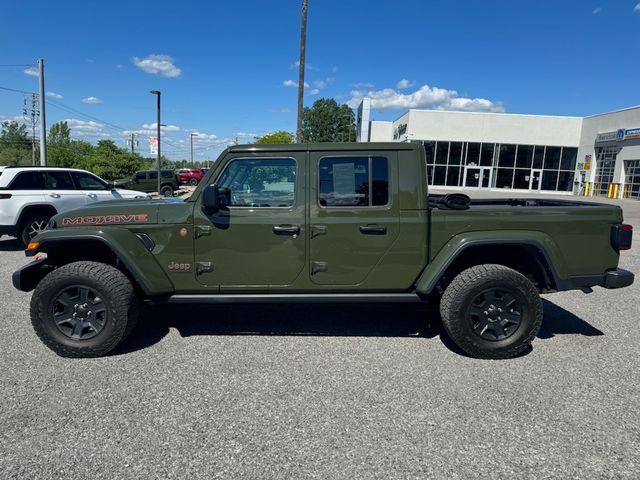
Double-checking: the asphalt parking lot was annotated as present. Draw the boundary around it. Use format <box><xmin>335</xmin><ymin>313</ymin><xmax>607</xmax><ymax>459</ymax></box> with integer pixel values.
<box><xmin>1</xmin><ymin>193</ymin><xmax>639</xmax><ymax>479</ymax></box>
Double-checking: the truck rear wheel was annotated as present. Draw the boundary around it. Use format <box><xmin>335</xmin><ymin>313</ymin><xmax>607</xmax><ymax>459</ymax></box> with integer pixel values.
<box><xmin>439</xmin><ymin>264</ymin><xmax>543</xmax><ymax>359</ymax></box>
<box><xmin>160</xmin><ymin>185</ymin><xmax>174</xmax><ymax>197</ymax></box>
<box><xmin>30</xmin><ymin>261</ymin><xmax>139</xmax><ymax>358</ymax></box>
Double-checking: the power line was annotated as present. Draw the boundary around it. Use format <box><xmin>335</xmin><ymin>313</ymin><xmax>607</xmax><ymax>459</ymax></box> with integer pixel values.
<box><xmin>0</xmin><ymin>85</ymin><xmax>36</xmax><ymax>95</ymax></box>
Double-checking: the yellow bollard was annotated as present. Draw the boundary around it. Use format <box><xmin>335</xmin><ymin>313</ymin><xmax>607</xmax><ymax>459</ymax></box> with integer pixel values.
<box><xmin>607</xmin><ymin>184</ymin><xmax>613</xmax><ymax>198</ymax></box>
<box><xmin>613</xmin><ymin>184</ymin><xmax>619</xmax><ymax>199</ymax></box>
<box><xmin>584</xmin><ymin>182</ymin><xmax>590</xmax><ymax>196</ymax></box>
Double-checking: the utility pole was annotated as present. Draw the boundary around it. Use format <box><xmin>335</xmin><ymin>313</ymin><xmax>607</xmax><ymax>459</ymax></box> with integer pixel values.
<box><xmin>37</xmin><ymin>59</ymin><xmax>47</xmax><ymax>166</ymax></box>
<box><xmin>127</xmin><ymin>132</ymin><xmax>138</xmax><ymax>153</ymax></box>
<box><xmin>296</xmin><ymin>0</ymin><xmax>308</xmax><ymax>143</ymax></box>
<box><xmin>190</xmin><ymin>132</ymin><xmax>198</xmax><ymax>166</ymax></box>
<box><xmin>150</xmin><ymin>90</ymin><xmax>161</xmax><ymax>194</ymax></box>
<box><xmin>23</xmin><ymin>93</ymin><xmax>39</xmax><ymax>165</ymax></box>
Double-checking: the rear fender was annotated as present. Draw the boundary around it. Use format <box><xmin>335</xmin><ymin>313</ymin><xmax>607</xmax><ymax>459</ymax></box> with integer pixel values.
<box><xmin>415</xmin><ymin>230</ymin><xmax>567</xmax><ymax>295</ymax></box>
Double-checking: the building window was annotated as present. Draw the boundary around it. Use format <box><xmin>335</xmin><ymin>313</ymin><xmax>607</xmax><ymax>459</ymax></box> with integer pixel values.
<box><xmin>594</xmin><ymin>147</ymin><xmax>618</xmax><ymax>197</ymax></box>
<box><xmin>420</xmin><ymin>140</ymin><xmax>576</xmax><ymax>192</ymax></box>
<box><xmin>624</xmin><ymin>160</ymin><xmax>640</xmax><ymax>199</ymax></box>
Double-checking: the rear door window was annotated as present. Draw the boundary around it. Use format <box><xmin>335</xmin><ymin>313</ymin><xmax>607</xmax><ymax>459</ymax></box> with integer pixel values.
<box><xmin>44</xmin><ymin>171</ymin><xmax>75</xmax><ymax>190</ymax></box>
<box><xmin>318</xmin><ymin>156</ymin><xmax>389</xmax><ymax>207</ymax></box>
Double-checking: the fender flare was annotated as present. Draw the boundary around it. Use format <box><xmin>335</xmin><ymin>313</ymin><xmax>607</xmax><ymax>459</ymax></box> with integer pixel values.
<box><xmin>415</xmin><ymin>230</ymin><xmax>568</xmax><ymax>295</ymax></box>
<box><xmin>19</xmin><ymin>228</ymin><xmax>174</xmax><ymax>295</ymax></box>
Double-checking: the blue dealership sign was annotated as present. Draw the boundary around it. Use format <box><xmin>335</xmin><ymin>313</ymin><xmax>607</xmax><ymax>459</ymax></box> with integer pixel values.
<box><xmin>616</xmin><ymin>129</ymin><xmax>626</xmax><ymax>141</ymax></box>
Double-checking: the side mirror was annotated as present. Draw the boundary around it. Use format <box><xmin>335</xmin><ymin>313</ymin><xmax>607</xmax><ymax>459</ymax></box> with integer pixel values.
<box><xmin>106</xmin><ymin>183</ymin><xmax>115</xmax><ymax>191</ymax></box>
<box><xmin>202</xmin><ymin>184</ymin><xmax>230</xmax><ymax>214</ymax></box>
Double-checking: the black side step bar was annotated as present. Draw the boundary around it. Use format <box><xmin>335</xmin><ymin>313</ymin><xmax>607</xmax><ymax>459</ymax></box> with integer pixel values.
<box><xmin>168</xmin><ymin>293</ymin><xmax>423</xmax><ymax>304</ymax></box>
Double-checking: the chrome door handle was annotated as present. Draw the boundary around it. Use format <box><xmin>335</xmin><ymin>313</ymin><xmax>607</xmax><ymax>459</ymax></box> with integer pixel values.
<box><xmin>272</xmin><ymin>225</ymin><xmax>300</xmax><ymax>236</ymax></box>
<box><xmin>48</xmin><ymin>193</ymin><xmax>60</xmax><ymax>198</ymax></box>
<box><xmin>359</xmin><ymin>224</ymin><xmax>387</xmax><ymax>235</ymax></box>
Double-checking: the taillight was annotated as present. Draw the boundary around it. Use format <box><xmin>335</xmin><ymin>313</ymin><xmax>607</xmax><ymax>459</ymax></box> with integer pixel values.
<box><xmin>611</xmin><ymin>224</ymin><xmax>633</xmax><ymax>251</ymax></box>
<box><xmin>0</xmin><ymin>193</ymin><xmax>11</xmax><ymax>199</ymax></box>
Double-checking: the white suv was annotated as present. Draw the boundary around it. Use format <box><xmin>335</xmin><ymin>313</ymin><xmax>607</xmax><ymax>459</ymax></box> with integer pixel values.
<box><xmin>0</xmin><ymin>166</ymin><xmax>147</xmax><ymax>245</ymax></box>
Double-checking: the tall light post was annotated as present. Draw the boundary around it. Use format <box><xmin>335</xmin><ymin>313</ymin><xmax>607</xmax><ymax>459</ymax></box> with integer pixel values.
<box><xmin>190</xmin><ymin>132</ymin><xmax>198</xmax><ymax>167</ymax></box>
<box><xmin>149</xmin><ymin>90</ymin><xmax>161</xmax><ymax>195</ymax></box>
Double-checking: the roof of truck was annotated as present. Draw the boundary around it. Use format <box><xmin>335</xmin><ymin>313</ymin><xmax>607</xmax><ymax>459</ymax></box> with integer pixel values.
<box><xmin>225</xmin><ymin>142</ymin><xmax>421</xmax><ymax>153</ymax></box>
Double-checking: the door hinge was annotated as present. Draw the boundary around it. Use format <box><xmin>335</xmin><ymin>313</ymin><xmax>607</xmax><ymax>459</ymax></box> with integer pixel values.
<box><xmin>311</xmin><ymin>261</ymin><xmax>328</xmax><ymax>275</ymax></box>
<box><xmin>196</xmin><ymin>262</ymin><xmax>214</xmax><ymax>275</ymax></box>
<box><xmin>195</xmin><ymin>225</ymin><xmax>212</xmax><ymax>238</ymax></box>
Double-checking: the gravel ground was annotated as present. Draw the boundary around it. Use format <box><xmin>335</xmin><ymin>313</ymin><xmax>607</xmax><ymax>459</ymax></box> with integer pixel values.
<box><xmin>1</xmin><ymin>193</ymin><xmax>639</xmax><ymax>479</ymax></box>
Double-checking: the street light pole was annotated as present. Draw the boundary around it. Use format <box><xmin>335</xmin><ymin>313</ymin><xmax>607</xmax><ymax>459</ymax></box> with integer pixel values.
<box><xmin>190</xmin><ymin>132</ymin><xmax>198</xmax><ymax>166</ymax></box>
<box><xmin>150</xmin><ymin>90</ymin><xmax>161</xmax><ymax>195</ymax></box>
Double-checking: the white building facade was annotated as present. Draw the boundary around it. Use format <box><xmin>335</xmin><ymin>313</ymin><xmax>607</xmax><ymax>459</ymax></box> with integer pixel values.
<box><xmin>358</xmin><ymin>100</ymin><xmax>640</xmax><ymax>199</ymax></box>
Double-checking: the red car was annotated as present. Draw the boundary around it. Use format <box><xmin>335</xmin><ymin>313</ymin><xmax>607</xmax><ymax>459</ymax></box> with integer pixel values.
<box><xmin>176</xmin><ymin>168</ymin><xmax>205</xmax><ymax>186</ymax></box>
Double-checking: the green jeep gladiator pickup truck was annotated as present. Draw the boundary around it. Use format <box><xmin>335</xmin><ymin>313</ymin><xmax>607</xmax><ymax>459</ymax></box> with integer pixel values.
<box><xmin>13</xmin><ymin>143</ymin><xmax>634</xmax><ymax>359</ymax></box>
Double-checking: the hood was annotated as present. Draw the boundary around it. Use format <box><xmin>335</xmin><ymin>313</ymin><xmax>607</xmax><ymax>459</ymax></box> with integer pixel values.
<box><xmin>50</xmin><ymin>198</ymin><xmax>167</xmax><ymax>228</ymax></box>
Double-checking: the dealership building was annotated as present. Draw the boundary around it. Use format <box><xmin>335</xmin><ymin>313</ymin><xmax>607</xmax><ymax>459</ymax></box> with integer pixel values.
<box><xmin>356</xmin><ymin>98</ymin><xmax>640</xmax><ymax>199</ymax></box>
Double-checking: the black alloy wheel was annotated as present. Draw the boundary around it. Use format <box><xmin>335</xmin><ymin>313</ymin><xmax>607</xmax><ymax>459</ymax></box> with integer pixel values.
<box><xmin>52</xmin><ymin>285</ymin><xmax>108</xmax><ymax>340</ymax></box>
<box><xmin>468</xmin><ymin>287</ymin><xmax>524</xmax><ymax>341</ymax></box>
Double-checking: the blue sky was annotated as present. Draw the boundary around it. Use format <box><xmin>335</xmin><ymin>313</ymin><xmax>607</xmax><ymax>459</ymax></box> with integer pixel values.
<box><xmin>1</xmin><ymin>0</ymin><xmax>640</xmax><ymax>160</ymax></box>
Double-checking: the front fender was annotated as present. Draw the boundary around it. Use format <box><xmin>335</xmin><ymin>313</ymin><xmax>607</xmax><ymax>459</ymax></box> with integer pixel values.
<box><xmin>21</xmin><ymin>227</ymin><xmax>174</xmax><ymax>295</ymax></box>
<box><xmin>415</xmin><ymin>230</ymin><xmax>567</xmax><ymax>295</ymax></box>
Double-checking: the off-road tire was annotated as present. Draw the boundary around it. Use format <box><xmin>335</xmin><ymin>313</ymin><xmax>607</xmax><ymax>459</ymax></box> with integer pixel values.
<box><xmin>20</xmin><ymin>213</ymin><xmax>51</xmax><ymax>247</ymax></box>
<box><xmin>30</xmin><ymin>261</ymin><xmax>139</xmax><ymax>358</ymax></box>
<box><xmin>189</xmin><ymin>178</ymin><xmax>198</xmax><ymax>186</ymax></box>
<box><xmin>439</xmin><ymin>264</ymin><xmax>543</xmax><ymax>359</ymax></box>
<box><xmin>160</xmin><ymin>184</ymin><xmax>174</xmax><ymax>197</ymax></box>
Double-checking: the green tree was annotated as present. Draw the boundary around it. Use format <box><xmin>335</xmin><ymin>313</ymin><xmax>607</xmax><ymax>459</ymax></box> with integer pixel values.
<box><xmin>77</xmin><ymin>140</ymin><xmax>146</xmax><ymax>181</ymax></box>
<box><xmin>48</xmin><ymin>121</ymin><xmax>71</xmax><ymax>146</ymax></box>
<box><xmin>47</xmin><ymin>121</ymin><xmax>76</xmax><ymax>167</ymax></box>
<box><xmin>255</xmin><ymin>131</ymin><xmax>294</xmax><ymax>144</ymax></box>
<box><xmin>301</xmin><ymin>99</ymin><xmax>356</xmax><ymax>143</ymax></box>
<box><xmin>0</xmin><ymin>121</ymin><xmax>32</xmax><ymax>166</ymax></box>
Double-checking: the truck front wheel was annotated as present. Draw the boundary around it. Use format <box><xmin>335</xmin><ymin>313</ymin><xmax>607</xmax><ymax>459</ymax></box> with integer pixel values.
<box><xmin>439</xmin><ymin>264</ymin><xmax>543</xmax><ymax>359</ymax></box>
<box><xmin>30</xmin><ymin>261</ymin><xmax>139</xmax><ymax>358</ymax></box>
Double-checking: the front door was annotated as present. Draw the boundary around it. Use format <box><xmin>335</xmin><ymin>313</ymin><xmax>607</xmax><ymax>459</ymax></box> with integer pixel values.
<box><xmin>529</xmin><ymin>169</ymin><xmax>543</xmax><ymax>191</ymax></box>
<box><xmin>463</xmin><ymin>166</ymin><xmax>492</xmax><ymax>189</ymax></box>
<box><xmin>193</xmin><ymin>154</ymin><xmax>306</xmax><ymax>289</ymax></box>
<box><xmin>309</xmin><ymin>151</ymin><xmax>399</xmax><ymax>286</ymax></box>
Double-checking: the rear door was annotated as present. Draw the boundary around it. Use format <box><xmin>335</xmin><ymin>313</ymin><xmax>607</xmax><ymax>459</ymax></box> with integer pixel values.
<box><xmin>309</xmin><ymin>151</ymin><xmax>399</xmax><ymax>285</ymax></box>
<box><xmin>42</xmin><ymin>170</ymin><xmax>85</xmax><ymax>212</ymax></box>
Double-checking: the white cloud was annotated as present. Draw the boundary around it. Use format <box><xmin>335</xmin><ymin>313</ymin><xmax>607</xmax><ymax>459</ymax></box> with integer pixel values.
<box><xmin>64</xmin><ymin>118</ymin><xmax>109</xmax><ymax>137</ymax></box>
<box><xmin>116</xmin><ymin>64</ymin><xmax>124</xmax><ymax>70</ymax></box>
<box><xmin>269</xmin><ymin>107</ymin><xmax>291</xmax><ymax>113</ymax></box>
<box><xmin>233</xmin><ymin>132</ymin><xmax>258</xmax><ymax>138</ymax></box>
<box><xmin>592</xmin><ymin>7</ymin><xmax>602</xmax><ymax>14</ymax></box>
<box><xmin>291</xmin><ymin>60</ymin><xmax>316</xmax><ymax>70</ymax></box>
<box><xmin>132</xmin><ymin>54</ymin><xmax>182</xmax><ymax>78</ymax></box>
<box><xmin>354</xmin><ymin>82</ymin><xmax>374</xmax><ymax>89</ymax></box>
<box><xmin>313</xmin><ymin>79</ymin><xmax>327</xmax><ymax>89</ymax></box>
<box><xmin>396</xmin><ymin>79</ymin><xmax>415</xmax><ymax>89</ymax></box>
<box><xmin>141</xmin><ymin>122</ymin><xmax>180</xmax><ymax>132</ymax></box>
<box><xmin>635</xmin><ymin>3</ymin><xmax>640</xmax><ymax>12</ymax></box>
<box><xmin>82</xmin><ymin>96</ymin><xmax>103</xmax><ymax>104</ymax></box>
<box><xmin>347</xmin><ymin>84</ymin><xmax>505</xmax><ymax>113</ymax></box>
<box><xmin>46</xmin><ymin>91</ymin><xmax>63</xmax><ymax>100</ymax></box>
<box><xmin>309</xmin><ymin>88</ymin><xmax>320</xmax><ymax>95</ymax></box>
<box><xmin>24</xmin><ymin>67</ymin><xmax>38</xmax><ymax>77</ymax></box>
<box><xmin>189</xmin><ymin>131</ymin><xmax>218</xmax><ymax>141</ymax></box>
<box><xmin>283</xmin><ymin>79</ymin><xmax>310</xmax><ymax>88</ymax></box>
